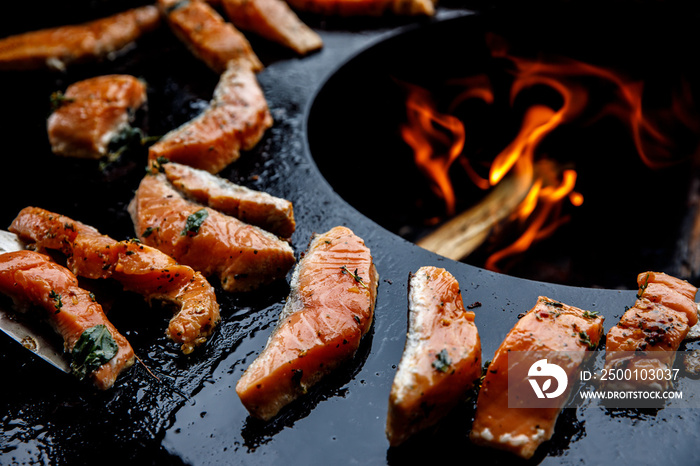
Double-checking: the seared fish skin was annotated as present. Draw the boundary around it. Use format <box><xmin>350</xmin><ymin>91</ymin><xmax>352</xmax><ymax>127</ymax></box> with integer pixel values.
<box><xmin>129</xmin><ymin>173</ymin><xmax>295</xmax><ymax>292</ymax></box>
<box><xmin>0</xmin><ymin>250</ymin><xmax>135</xmax><ymax>390</ymax></box>
<box><xmin>604</xmin><ymin>272</ymin><xmax>698</xmax><ymax>390</ymax></box>
<box><xmin>236</xmin><ymin>226</ymin><xmax>378</xmax><ymax>420</ymax></box>
<box><xmin>470</xmin><ymin>296</ymin><xmax>604</xmax><ymax>459</ymax></box>
<box><xmin>10</xmin><ymin>207</ymin><xmax>220</xmax><ymax>355</ymax></box>
<box><xmin>47</xmin><ymin>75</ymin><xmax>147</xmax><ymax>159</ymax></box>
<box><xmin>163</xmin><ymin>161</ymin><xmax>295</xmax><ymax>239</ymax></box>
<box><xmin>148</xmin><ymin>61</ymin><xmax>273</xmax><ymax>174</ymax></box>
<box><xmin>159</xmin><ymin>0</ymin><xmax>262</xmax><ymax>73</ymax></box>
<box><xmin>221</xmin><ymin>0</ymin><xmax>323</xmax><ymax>55</ymax></box>
<box><xmin>386</xmin><ymin>266</ymin><xmax>481</xmax><ymax>447</ymax></box>
<box><xmin>0</xmin><ymin>6</ymin><xmax>160</xmax><ymax>71</ymax></box>
<box><xmin>285</xmin><ymin>0</ymin><xmax>434</xmax><ymax>16</ymax></box>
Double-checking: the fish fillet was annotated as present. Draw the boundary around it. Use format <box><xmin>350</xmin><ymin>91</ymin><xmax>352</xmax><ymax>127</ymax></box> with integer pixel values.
<box><xmin>0</xmin><ymin>250</ymin><xmax>134</xmax><ymax>389</ymax></box>
<box><xmin>0</xmin><ymin>6</ymin><xmax>160</xmax><ymax>71</ymax></box>
<box><xmin>47</xmin><ymin>74</ymin><xmax>147</xmax><ymax>159</ymax></box>
<box><xmin>159</xmin><ymin>0</ymin><xmax>262</xmax><ymax>73</ymax></box>
<box><xmin>236</xmin><ymin>226</ymin><xmax>378</xmax><ymax>420</ymax></box>
<box><xmin>221</xmin><ymin>0</ymin><xmax>322</xmax><ymax>55</ymax></box>
<box><xmin>470</xmin><ymin>296</ymin><xmax>604</xmax><ymax>459</ymax></box>
<box><xmin>284</xmin><ymin>0</ymin><xmax>434</xmax><ymax>16</ymax></box>
<box><xmin>604</xmin><ymin>272</ymin><xmax>698</xmax><ymax>390</ymax></box>
<box><xmin>129</xmin><ymin>173</ymin><xmax>295</xmax><ymax>292</ymax></box>
<box><xmin>163</xmin><ymin>161</ymin><xmax>295</xmax><ymax>238</ymax></box>
<box><xmin>10</xmin><ymin>207</ymin><xmax>220</xmax><ymax>354</ymax></box>
<box><xmin>148</xmin><ymin>61</ymin><xmax>272</xmax><ymax>174</ymax></box>
<box><xmin>386</xmin><ymin>266</ymin><xmax>481</xmax><ymax>446</ymax></box>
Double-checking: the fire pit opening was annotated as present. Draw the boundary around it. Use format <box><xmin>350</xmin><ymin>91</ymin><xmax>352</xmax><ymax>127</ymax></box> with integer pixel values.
<box><xmin>307</xmin><ymin>8</ymin><xmax>700</xmax><ymax>289</ymax></box>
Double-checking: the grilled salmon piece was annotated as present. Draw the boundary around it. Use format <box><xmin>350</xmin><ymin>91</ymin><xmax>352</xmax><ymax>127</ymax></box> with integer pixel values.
<box><xmin>47</xmin><ymin>74</ymin><xmax>147</xmax><ymax>159</ymax></box>
<box><xmin>285</xmin><ymin>0</ymin><xmax>434</xmax><ymax>16</ymax></box>
<box><xmin>129</xmin><ymin>173</ymin><xmax>295</xmax><ymax>292</ymax></box>
<box><xmin>0</xmin><ymin>250</ymin><xmax>134</xmax><ymax>390</ymax></box>
<box><xmin>604</xmin><ymin>272</ymin><xmax>698</xmax><ymax>390</ymax></box>
<box><xmin>163</xmin><ymin>162</ymin><xmax>295</xmax><ymax>238</ymax></box>
<box><xmin>159</xmin><ymin>0</ymin><xmax>262</xmax><ymax>73</ymax></box>
<box><xmin>386</xmin><ymin>266</ymin><xmax>481</xmax><ymax>447</ymax></box>
<box><xmin>470</xmin><ymin>296</ymin><xmax>604</xmax><ymax>459</ymax></box>
<box><xmin>236</xmin><ymin>226</ymin><xmax>378</xmax><ymax>420</ymax></box>
<box><xmin>10</xmin><ymin>207</ymin><xmax>220</xmax><ymax>354</ymax></box>
<box><xmin>221</xmin><ymin>0</ymin><xmax>322</xmax><ymax>55</ymax></box>
<box><xmin>148</xmin><ymin>61</ymin><xmax>273</xmax><ymax>174</ymax></box>
<box><xmin>0</xmin><ymin>6</ymin><xmax>160</xmax><ymax>71</ymax></box>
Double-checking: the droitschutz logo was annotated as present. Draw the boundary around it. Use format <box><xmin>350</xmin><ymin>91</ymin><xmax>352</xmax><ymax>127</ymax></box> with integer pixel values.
<box><xmin>528</xmin><ymin>359</ymin><xmax>568</xmax><ymax>399</ymax></box>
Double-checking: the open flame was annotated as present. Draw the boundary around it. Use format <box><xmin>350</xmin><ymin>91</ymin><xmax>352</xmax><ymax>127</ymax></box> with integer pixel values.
<box><xmin>402</xmin><ymin>36</ymin><xmax>697</xmax><ymax>272</ymax></box>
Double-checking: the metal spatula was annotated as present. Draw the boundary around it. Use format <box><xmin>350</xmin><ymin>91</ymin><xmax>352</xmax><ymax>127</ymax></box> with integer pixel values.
<box><xmin>0</xmin><ymin>230</ymin><xmax>69</xmax><ymax>373</ymax></box>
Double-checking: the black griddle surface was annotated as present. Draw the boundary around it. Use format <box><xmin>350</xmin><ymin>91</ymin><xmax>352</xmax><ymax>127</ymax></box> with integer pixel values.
<box><xmin>1</xmin><ymin>3</ymin><xmax>699</xmax><ymax>465</ymax></box>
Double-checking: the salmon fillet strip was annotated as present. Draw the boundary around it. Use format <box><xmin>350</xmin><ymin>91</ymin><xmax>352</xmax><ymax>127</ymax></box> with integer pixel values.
<box><xmin>221</xmin><ymin>0</ymin><xmax>323</xmax><ymax>55</ymax></box>
<box><xmin>470</xmin><ymin>296</ymin><xmax>604</xmax><ymax>459</ymax></box>
<box><xmin>10</xmin><ymin>207</ymin><xmax>220</xmax><ymax>354</ymax></box>
<box><xmin>0</xmin><ymin>6</ymin><xmax>161</xmax><ymax>71</ymax></box>
<box><xmin>386</xmin><ymin>266</ymin><xmax>482</xmax><ymax>446</ymax></box>
<box><xmin>47</xmin><ymin>74</ymin><xmax>147</xmax><ymax>159</ymax></box>
<box><xmin>0</xmin><ymin>250</ymin><xmax>135</xmax><ymax>390</ymax></box>
<box><xmin>129</xmin><ymin>173</ymin><xmax>295</xmax><ymax>292</ymax></box>
<box><xmin>236</xmin><ymin>226</ymin><xmax>378</xmax><ymax>420</ymax></box>
<box><xmin>163</xmin><ymin>162</ymin><xmax>295</xmax><ymax>238</ymax></box>
<box><xmin>159</xmin><ymin>0</ymin><xmax>262</xmax><ymax>73</ymax></box>
<box><xmin>604</xmin><ymin>272</ymin><xmax>698</xmax><ymax>390</ymax></box>
<box><xmin>148</xmin><ymin>61</ymin><xmax>273</xmax><ymax>174</ymax></box>
<box><xmin>285</xmin><ymin>0</ymin><xmax>435</xmax><ymax>16</ymax></box>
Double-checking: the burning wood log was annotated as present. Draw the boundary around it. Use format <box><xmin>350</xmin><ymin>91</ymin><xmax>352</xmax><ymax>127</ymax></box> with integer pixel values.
<box><xmin>416</xmin><ymin>159</ymin><xmax>534</xmax><ymax>261</ymax></box>
<box><xmin>672</xmin><ymin>160</ymin><xmax>700</xmax><ymax>282</ymax></box>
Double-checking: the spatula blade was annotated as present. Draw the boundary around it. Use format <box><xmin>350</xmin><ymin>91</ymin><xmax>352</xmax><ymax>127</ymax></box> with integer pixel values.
<box><xmin>0</xmin><ymin>230</ymin><xmax>70</xmax><ymax>373</ymax></box>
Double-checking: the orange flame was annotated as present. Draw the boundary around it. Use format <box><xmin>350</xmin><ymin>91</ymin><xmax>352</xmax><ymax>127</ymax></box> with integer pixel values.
<box><xmin>401</xmin><ymin>81</ymin><xmax>491</xmax><ymax>215</ymax></box>
<box><xmin>486</xmin><ymin>168</ymin><xmax>579</xmax><ymax>272</ymax></box>
<box><xmin>401</xmin><ymin>38</ymin><xmax>694</xmax><ymax>273</ymax></box>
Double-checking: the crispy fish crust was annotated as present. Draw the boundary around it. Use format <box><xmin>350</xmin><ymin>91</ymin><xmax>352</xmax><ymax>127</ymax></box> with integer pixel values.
<box><xmin>604</xmin><ymin>272</ymin><xmax>698</xmax><ymax>390</ymax></box>
<box><xmin>0</xmin><ymin>250</ymin><xmax>135</xmax><ymax>389</ymax></box>
<box><xmin>386</xmin><ymin>266</ymin><xmax>481</xmax><ymax>447</ymax></box>
<box><xmin>10</xmin><ymin>207</ymin><xmax>220</xmax><ymax>354</ymax></box>
<box><xmin>159</xmin><ymin>0</ymin><xmax>262</xmax><ymax>73</ymax></box>
<box><xmin>236</xmin><ymin>226</ymin><xmax>378</xmax><ymax>420</ymax></box>
<box><xmin>129</xmin><ymin>173</ymin><xmax>295</xmax><ymax>292</ymax></box>
<box><xmin>284</xmin><ymin>0</ymin><xmax>435</xmax><ymax>16</ymax></box>
<box><xmin>470</xmin><ymin>296</ymin><xmax>604</xmax><ymax>459</ymax></box>
<box><xmin>47</xmin><ymin>74</ymin><xmax>147</xmax><ymax>159</ymax></box>
<box><xmin>0</xmin><ymin>6</ymin><xmax>160</xmax><ymax>71</ymax></box>
<box><xmin>163</xmin><ymin>162</ymin><xmax>295</xmax><ymax>238</ymax></box>
<box><xmin>221</xmin><ymin>0</ymin><xmax>322</xmax><ymax>55</ymax></box>
<box><xmin>148</xmin><ymin>61</ymin><xmax>272</xmax><ymax>174</ymax></box>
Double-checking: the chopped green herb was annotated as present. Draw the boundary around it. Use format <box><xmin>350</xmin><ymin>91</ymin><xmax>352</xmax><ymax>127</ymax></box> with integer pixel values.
<box><xmin>582</xmin><ymin>310</ymin><xmax>600</xmax><ymax>319</ymax></box>
<box><xmin>542</xmin><ymin>299</ymin><xmax>564</xmax><ymax>308</ymax></box>
<box><xmin>181</xmin><ymin>209</ymin><xmax>209</xmax><ymax>236</ymax></box>
<box><xmin>88</xmin><ymin>292</ymin><xmax>96</xmax><ymax>302</ymax></box>
<box><xmin>49</xmin><ymin>91</ymin><xmax>75</xmax><ymax>111</ymax></box>
<box><xmin>165</xmin><ymin>0</ymin><xmax>190</xmax><ymax>14</ymax></box>
<box><xmin>340</xmin><ymin>265</ymin><xmax>368</xmax><ymax>289</ymax></box>
<box><xmin>142</xmin><ymin>226</ymin><xmax>155</xmax><ymax>237</ymax></box>
<box><xmin>432</xmin><ymin>349</ymin><xmax>452</xmax><ymax>373</ymax></box>
<box><xmin>49</xmin><ymin>290</ymin><xmax>63</xmax><ymax>313</ymax></box>
<box><xmin>71</xmin><ymin>325</ymin><xmax>118</xmax><ymax>381</ymax></box>
<box><xmin>578</xmin><ymin>331</ymin><xmax>597</xmax><ymax>349</ymax></box>
<box><xmin>637</xmin><ymin>273</ymin><xmax>650</xmax><ymax>299</ymax></box>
